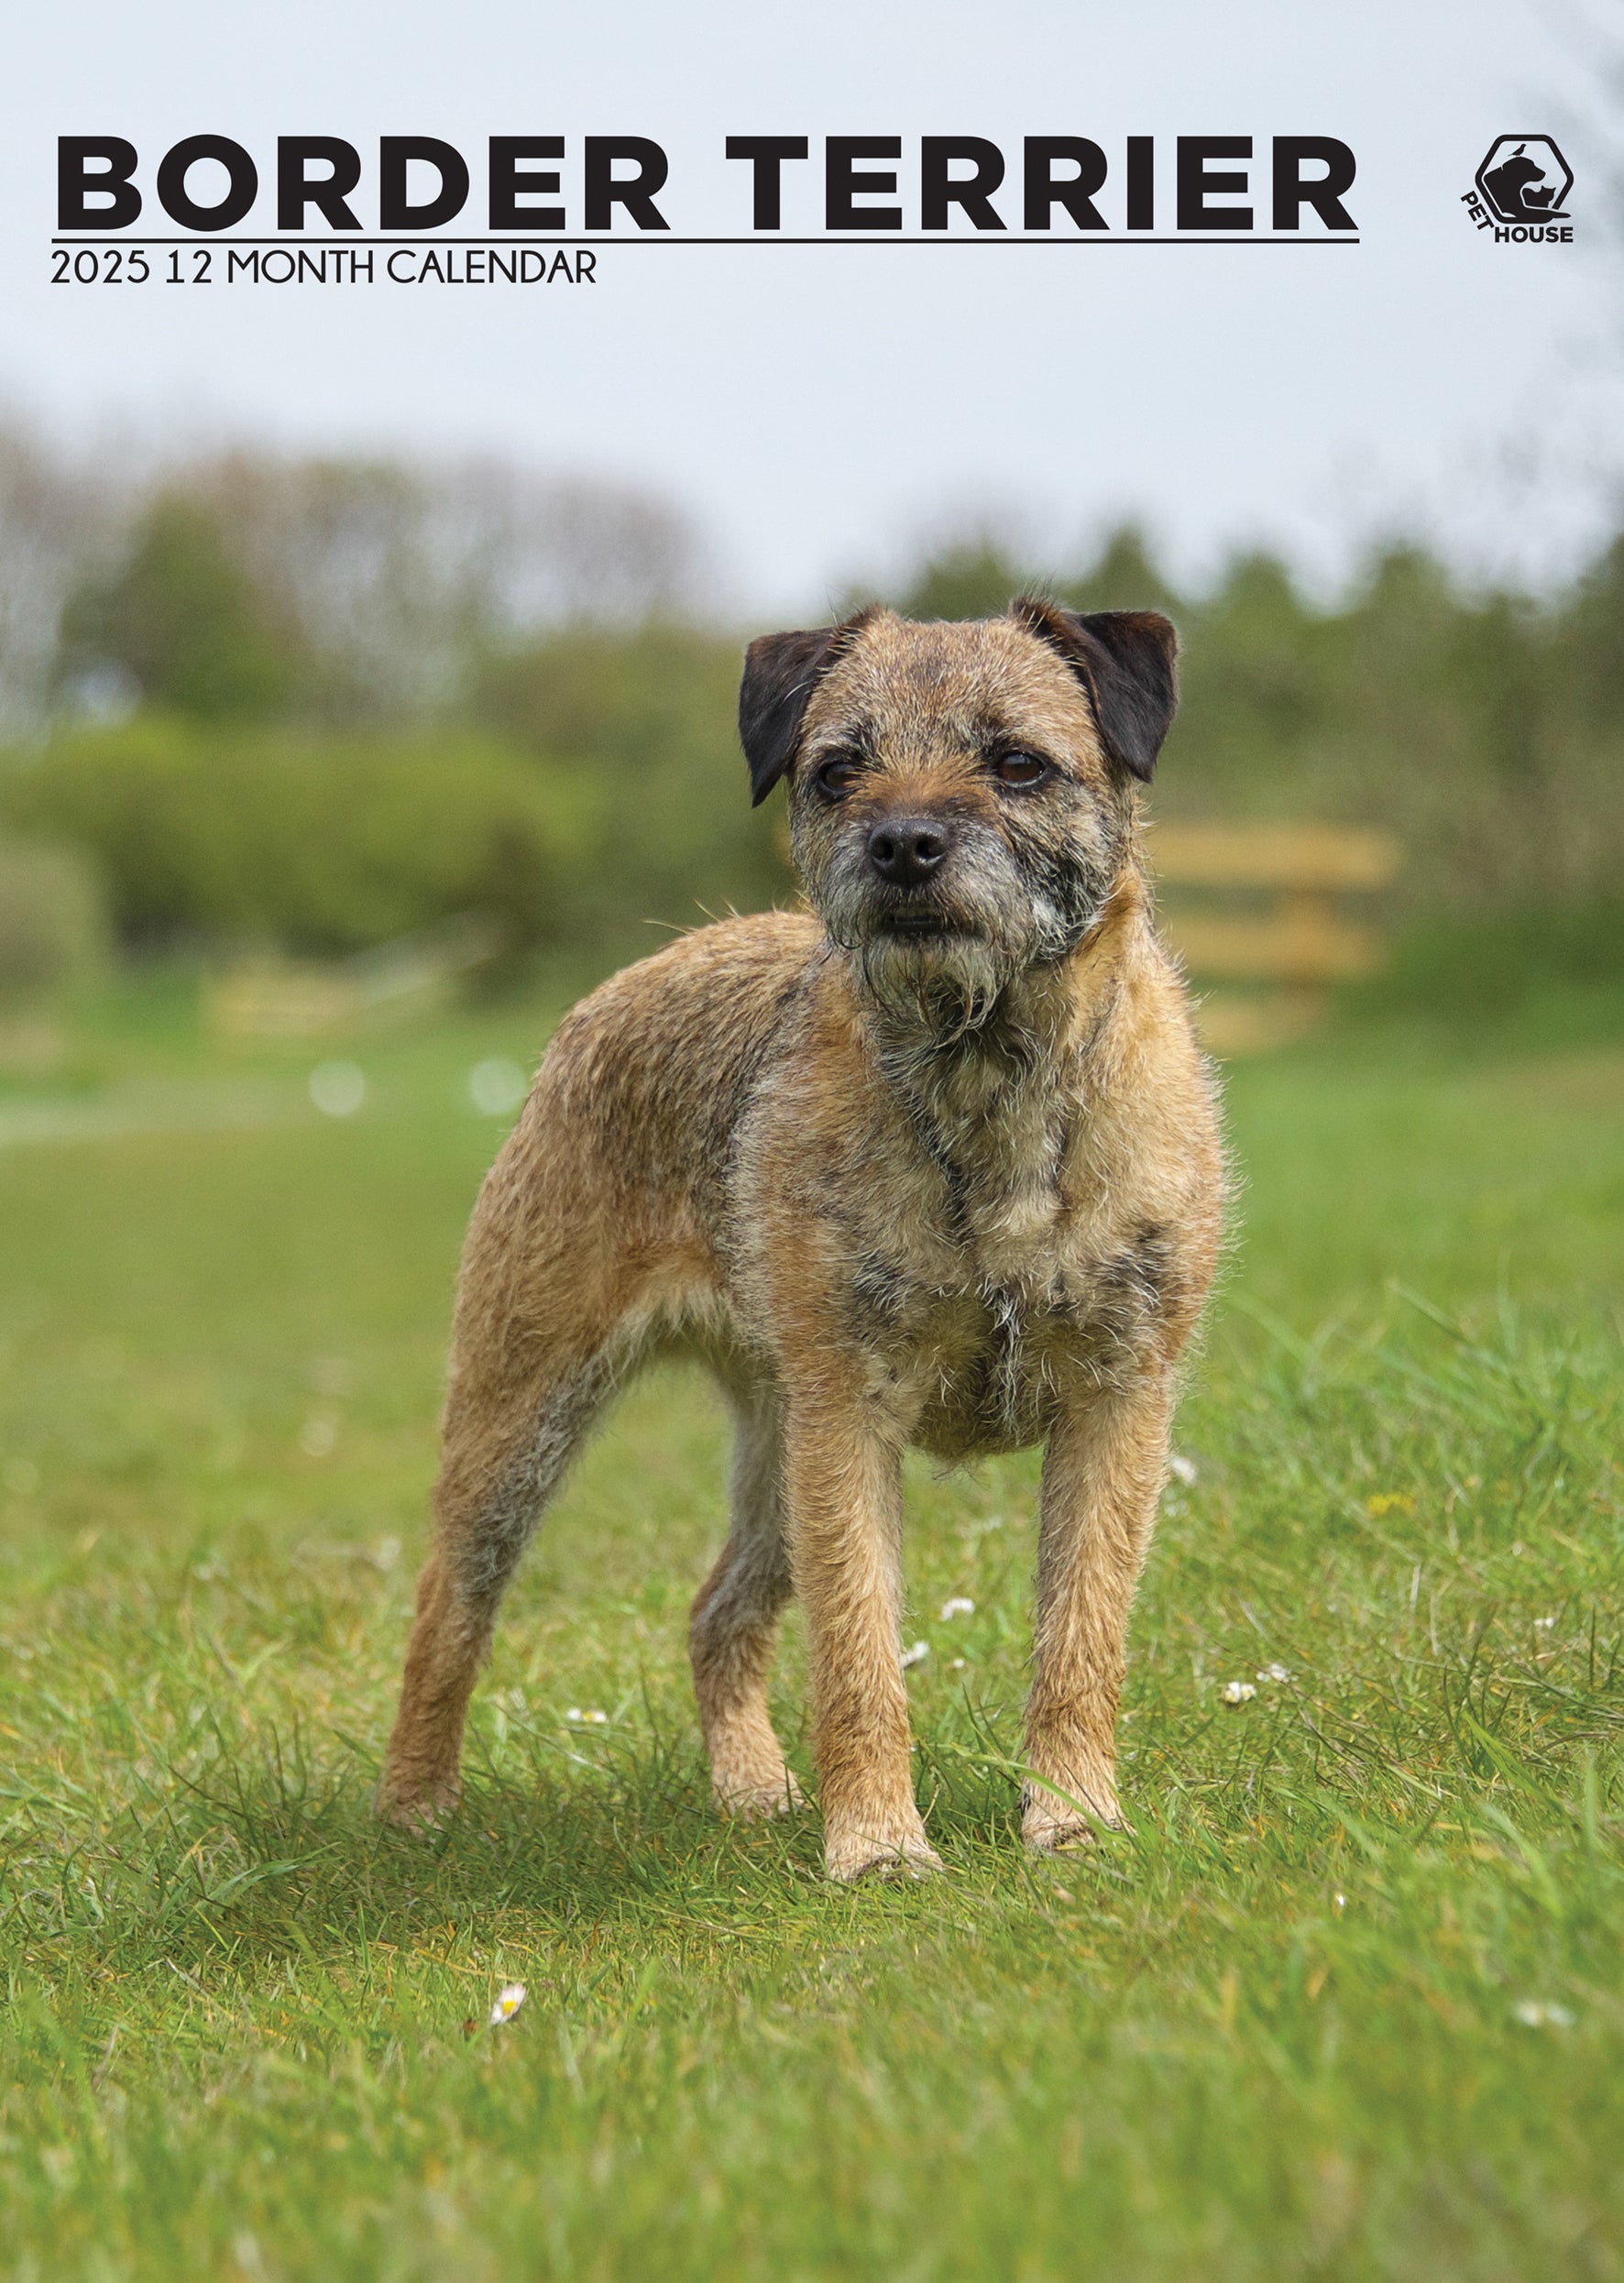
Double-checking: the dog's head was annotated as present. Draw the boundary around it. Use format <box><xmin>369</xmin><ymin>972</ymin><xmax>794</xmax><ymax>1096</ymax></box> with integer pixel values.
<box><xmin>739</xmin><ymin>600</ymin><xmax>1178</xmax><ymax>1029</ymax></box>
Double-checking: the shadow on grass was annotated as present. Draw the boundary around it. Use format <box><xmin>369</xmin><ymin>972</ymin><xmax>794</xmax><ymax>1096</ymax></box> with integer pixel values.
<box><xmin>41</xmin><ymin>1680</ymin><xmax>1103</xmax><ymax>1993</ymax></box>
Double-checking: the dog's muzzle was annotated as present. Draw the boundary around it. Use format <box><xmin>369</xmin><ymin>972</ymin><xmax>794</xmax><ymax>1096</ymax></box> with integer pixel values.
<box><xmin>866</xmin><ymin>815</ymin><xmax>951</xmax><ymax>890</ymax></box>
<box><xmin>861</xmin><ymin>815</ymin><xmax>962</xmax><ymax>937</ymax></box>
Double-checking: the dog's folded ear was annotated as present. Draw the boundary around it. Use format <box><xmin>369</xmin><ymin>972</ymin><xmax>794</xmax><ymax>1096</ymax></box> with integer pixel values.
<box><xmin>1011</xmin><ymin>598</ymin><xmax>1179</xmax><ymax>781</ymax></box>
<box><xmin>735</xmin><ymin>625</ymin><xmax>840</xmax><ymax>803</ymax></box>
<box><xmin>740</xmin><ymin>610</ymin><xmax>880</xmax><ymax>806</ymax></box>
<box><xmin>739</xmin><ymin>627</ymin><xmax>839</xmax><ymax>806</ymax></box>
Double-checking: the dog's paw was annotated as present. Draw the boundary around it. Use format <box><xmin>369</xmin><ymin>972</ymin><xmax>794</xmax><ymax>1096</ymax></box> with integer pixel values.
<box><xmin>1022</xmin><ymin>1786</ymin><xmax>1127</xmax><ymax>1853</ymax></box>
<box><xmin>714</xmin><ymin>1768</ymin><xmax>807</xmax><ymax>1820</ymax></box>
<box><xmin>824</xmin><ymin>1821</ymin><xmax>944</xmax><ymax>1882</ymax></box>
<box><xmin>375</xmin><ymin>1774</ymin><xmax>462</xmax><ymax>1833</ymax></box>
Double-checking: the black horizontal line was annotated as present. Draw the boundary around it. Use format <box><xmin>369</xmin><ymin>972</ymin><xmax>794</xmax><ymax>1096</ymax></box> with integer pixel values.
<box><xmin>51</xmin><ymin>233</ymin><xmax>1360</xmax><ymax>247</ymax></box>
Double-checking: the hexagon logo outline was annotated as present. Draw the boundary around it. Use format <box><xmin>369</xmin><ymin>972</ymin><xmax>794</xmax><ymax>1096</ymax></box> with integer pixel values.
<box><xmin>1474</xmin><ymin>136</ymin><xmax>1573</xmax><ymax>227</ymax></box>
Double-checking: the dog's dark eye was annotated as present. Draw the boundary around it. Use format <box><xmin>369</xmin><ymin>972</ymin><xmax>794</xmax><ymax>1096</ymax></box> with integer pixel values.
<box><xmin>815</xmin><ymin>752</ymin><xmax>862</xmax><ymax>797</ymax></box>
<box><xmin>994</xmin><ymin>752</ymin><xmax>1052</xmax><ymax>789</ymax></box>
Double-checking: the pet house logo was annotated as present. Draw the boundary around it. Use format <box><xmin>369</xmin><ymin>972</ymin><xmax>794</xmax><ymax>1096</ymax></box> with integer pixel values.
<box><xmin>1463</xmin><ymin>135</ymin><xmax>1573</xmax><ymax>241</ymax></box>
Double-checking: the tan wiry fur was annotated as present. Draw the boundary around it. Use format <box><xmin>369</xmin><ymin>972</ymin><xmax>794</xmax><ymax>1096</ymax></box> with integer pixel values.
<box><xmin>378</xmin><ymin>603</ymin><xmax>1224</xmax><ymax>1879</ymax></box>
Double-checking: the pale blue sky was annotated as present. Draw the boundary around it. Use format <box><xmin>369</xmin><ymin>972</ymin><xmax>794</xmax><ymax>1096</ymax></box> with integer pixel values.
<box><xmin>4</xmin><ymin>0</ymin><xmax>1617</xmax><ymax>612</ymax></box>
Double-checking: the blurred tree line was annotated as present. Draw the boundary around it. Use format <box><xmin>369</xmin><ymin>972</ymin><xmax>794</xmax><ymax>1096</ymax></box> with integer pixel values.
<box><xmin>0</xmin><ymin>423</ymin><xmax>1620</xmax><ymax>996</ymax></box>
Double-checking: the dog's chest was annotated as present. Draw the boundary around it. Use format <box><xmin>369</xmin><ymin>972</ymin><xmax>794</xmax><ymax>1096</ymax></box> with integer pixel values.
<box><xmin>843</xmin><ymin>1059</ymin><xmax>1154</xmax><ymax>1454</ymax></box>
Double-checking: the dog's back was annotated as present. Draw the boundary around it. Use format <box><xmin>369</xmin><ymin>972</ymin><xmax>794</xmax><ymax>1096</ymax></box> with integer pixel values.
<box><xmin>520</xmin><ymin>908</ymin><xmax>820</xmax><ymax>1236</ymax></box>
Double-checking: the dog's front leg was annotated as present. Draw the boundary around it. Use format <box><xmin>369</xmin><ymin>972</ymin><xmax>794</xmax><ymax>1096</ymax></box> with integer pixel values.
<box><xmin>783</xmin><ymin>1397</ymin><xmax>940</xmax><ymax>1880</ymax></box>
<box><xmin>1022</xmin><ymin>1373</ymin><xmax>1175</xmax><ymax>1849</ymax></box>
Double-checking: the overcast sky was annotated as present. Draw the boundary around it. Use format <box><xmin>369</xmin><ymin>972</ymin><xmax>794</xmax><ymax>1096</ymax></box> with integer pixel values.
<box><xmin>4</xmin><ymin>0</ymin><xmax>1619</xmax><ymax>614</ymax></box>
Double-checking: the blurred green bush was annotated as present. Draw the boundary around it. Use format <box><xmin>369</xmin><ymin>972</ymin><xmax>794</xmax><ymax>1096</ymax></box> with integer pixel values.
<box><xmin>0</xmin><ymin>721</ymin><xmax>601</xmax><ymax>955</ymax></box>
<box><xmin>471</xmin><ymin>625</ymin><xmax>785</xmax><ymax>940</ymax></box>
<box><xmin>1338</xmin><ymin>898</ymin><xmax>1624</xmax><ymax>1028</ymax></box>
<box><xmin>0</xmin><ymin>837</ymin><xmax>108</xmax><ymax>1011</ymax></box>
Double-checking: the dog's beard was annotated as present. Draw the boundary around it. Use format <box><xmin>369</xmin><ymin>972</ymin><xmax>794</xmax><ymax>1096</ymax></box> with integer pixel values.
<box><xmin>853</xmin><ymin>928</ymin><xmax>1015</xmax><ymax>1042</ymax></box>
<box><xmin>830</xmin><ymin>881</ymin><xmax>1107</xmax><ymax>1043</ymax></box>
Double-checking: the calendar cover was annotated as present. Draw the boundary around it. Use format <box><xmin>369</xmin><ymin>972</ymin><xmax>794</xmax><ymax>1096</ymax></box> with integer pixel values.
<box><xmin>1</xmin><ymin>7</ymin><xmax>1619</xmax><ymax>2279</ymax></box>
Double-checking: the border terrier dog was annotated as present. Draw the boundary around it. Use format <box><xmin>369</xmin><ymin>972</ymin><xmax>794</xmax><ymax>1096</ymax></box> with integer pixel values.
<box><xmin>378</xmin><ymin>598</ymin><xmax>1224</xmax><ymax>1879</ymax></box>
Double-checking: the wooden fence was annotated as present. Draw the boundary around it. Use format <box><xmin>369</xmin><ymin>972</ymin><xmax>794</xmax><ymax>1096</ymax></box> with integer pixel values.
<box><xmin>1151</xmin><ymin>822</ymin><xmax>1401</xmax><ymax>1052</ymax></box>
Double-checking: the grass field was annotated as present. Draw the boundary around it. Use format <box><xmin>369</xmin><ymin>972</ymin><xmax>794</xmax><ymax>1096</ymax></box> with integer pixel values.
<box><xmin>1</xmin><ymin>961</ymin><xmax>1621</xmax><ymax>2280</ymax></box>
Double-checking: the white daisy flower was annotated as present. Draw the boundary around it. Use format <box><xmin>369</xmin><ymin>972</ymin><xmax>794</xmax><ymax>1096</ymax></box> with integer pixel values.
<box><xmin>1220</xmin><ymin>1680</ymin><xmax>1256</xmax><ymax>1706</ymax></box>
<box><xmin>900</xmin><ymin>1641</ymin><xmax>929</xmax><ymax>1670</ymax></box>
<box><xmin>488</xmin><ymin>1983</ymin><xmax>527</xmax><ymax>2027</ymax></box>
<box><xmin>1513</xmin><ymin>2000</ymin><xmax>1574</xmax><ymax>2029</ymax></box>
<box><xmin>938</xmin><ymin>1597</ymin><xmax>976</xmax><ymax>1620</ymax></box>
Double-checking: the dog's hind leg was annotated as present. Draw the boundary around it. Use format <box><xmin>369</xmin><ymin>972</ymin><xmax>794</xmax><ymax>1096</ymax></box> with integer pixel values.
<box><xmin>689</xmin><ymin>1377</ymin><xmax>805</xmax><ymax>1817</ymax></box>
<box><xmin>376</xmin><ymin>1345</ymin><xmax>614</xmax><ymax>1828</ymax></box>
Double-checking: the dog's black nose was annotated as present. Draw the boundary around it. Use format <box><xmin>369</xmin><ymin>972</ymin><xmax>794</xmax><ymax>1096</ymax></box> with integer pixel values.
<box><xmin>867</xmin><ymin>817</ymin><xmax>950</xmax><ymax>888</ymax></box>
